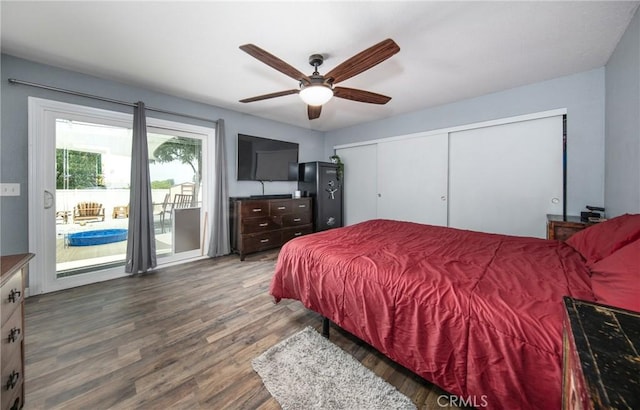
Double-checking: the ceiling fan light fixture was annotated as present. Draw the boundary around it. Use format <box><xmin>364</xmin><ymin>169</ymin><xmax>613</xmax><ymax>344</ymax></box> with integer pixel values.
<box><xmin>299</xmin><ymin>84</ymin><xmax>333</xmax><ymax>106</ymax></box>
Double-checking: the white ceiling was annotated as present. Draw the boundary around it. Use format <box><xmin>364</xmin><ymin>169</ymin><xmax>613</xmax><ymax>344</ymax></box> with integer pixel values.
<box><xmin>2</xmin><ymin>1</ymin><xmax>638</xmax><ymax>132</ymax></box>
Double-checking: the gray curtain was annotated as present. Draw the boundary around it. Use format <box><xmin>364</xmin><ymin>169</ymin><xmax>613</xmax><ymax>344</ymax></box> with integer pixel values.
<box><xmin>208</xmin><ymin>119</ymin><xmax>230</xmax><ymax>257</ymax></box>
<box><xmin>126</xmin><ymin>101</ymin><xmax>157</xmax><ymax>273</ymax></box>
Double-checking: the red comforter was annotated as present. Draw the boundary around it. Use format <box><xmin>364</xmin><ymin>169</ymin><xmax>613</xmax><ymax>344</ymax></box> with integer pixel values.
<box><xmin>270</xmin><ymin>219</ymin><xmax>595</xmax><ymax>409</ymax></box>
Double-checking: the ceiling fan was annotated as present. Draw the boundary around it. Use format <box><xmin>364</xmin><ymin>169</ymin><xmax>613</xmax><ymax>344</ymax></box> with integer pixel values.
<box><xmin>239</xmin><ymin>39</ymin><xmax>400</xmax><ymax>120</ymax></box>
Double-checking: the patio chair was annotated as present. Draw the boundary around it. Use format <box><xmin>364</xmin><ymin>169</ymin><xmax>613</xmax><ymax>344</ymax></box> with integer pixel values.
<box><xmin>159</xmin><ymin>193</ymin><xmax>194</xmax><ymax>233</ymax></box>
<box><xmin>73</xmin><ymin>201</ymin><xmax>105</xmax><ymax>223</ymax></box>
<box><xmin>173</xmin><ymin>193</ymin><xmax>194</xmax><ymax>209</ymax></box>
<box><xmin>56</xmin><ymin>210</ymin><xmax>71</xmax><ymax>224</ymax></box>
<box><xmin>159</xmin><ymin>193</ymin><xmax>171</xmax><ymax>233</ymax></box>
<box><xmin>112</xmin><ymin>204</ymin><xmax>129</xmax><ymax>219</ymax></box>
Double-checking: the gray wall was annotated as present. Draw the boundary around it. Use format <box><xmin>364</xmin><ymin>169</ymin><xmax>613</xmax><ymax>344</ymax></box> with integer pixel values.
<box><xmin>605</xmin><ymin>7</ymin><xmax>640</xmax><ymax>217</ymax></box>
<box><xmin>4</xmin><ymin>9</ymin><xmax>639</xmax><ymax>257</ymax></box>
<box><xmin>324</xmin><ymin>68</ymin><xmax>606</xmax><ymax>218</ymax></box>
<box><xmin>0</xmin><ymin>54</ymin><xmax>325</xmax><ymax>255</ymax></box>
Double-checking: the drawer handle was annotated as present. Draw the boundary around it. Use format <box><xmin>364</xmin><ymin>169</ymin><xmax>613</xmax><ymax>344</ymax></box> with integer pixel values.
<box><xmin>252</xmin><ymin>208</ymin><xmax>262</xmax><ymax>212</ymax></box>
<box><xmin>260</xmin><ymin>239</ymin><xmax>269</xmax><ymax>243</ymax></box>
<box><xmin>294</xmin><ymin>232</ymin><xmax>302</xmax><ymax>236</ymax></box>
<box><xmin>8</xmin><ymin>327</ymin><xmax>21</xmax><ymax>343</ymax></box>
<box><xmin>6</xmin><ymin>370</ymin><xmax>19</xmax><ymax>390</ymax></box>
<box><xmin>298</xmin><ymin>204</ymin><xmax>306</xmax><ymax>208</ymax></box>
<box><xmin>277</xmin><ymin>206</ymin><xmax>286</xmax><ymax>210</ymax></box>
<box><xmin>259</xmin><ymin>222</ymin><xmax>269</xmax><ymax>227</ymax></box>
<box><xmin>293</xmin><ymin>218</ymin><xmax>301</xmax><ymax>222</ymax></box>
<box><xmin>8</xmin><ymin>289</ymin><xmax>21</xmax><ymax>303</ymax></box>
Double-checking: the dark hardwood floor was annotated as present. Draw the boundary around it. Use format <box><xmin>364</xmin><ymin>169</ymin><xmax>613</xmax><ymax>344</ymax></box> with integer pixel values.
<box><xmin>24</xmin><ymin>250</ymin><xmax>458</xmax><ymax>409</ymax></box>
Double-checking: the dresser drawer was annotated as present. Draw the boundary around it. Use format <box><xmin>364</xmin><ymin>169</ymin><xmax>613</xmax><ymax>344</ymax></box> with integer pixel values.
<box><xmin>242</xmin><ymin>231</ymin><xmax>282</xmax><ymax>253</ymax></box>
<box><xmin>282</xmin><ymin>213</ymin><xmax>312</xmax><ymax>227</ymax></box>
<box><xmin>1</xmin><ymin>306</ymin><xmax>23</xmax><ymax>372</ymax></box>
<box><xmin>1</xmin><ymin>271</ymin><xmax>22</xmax><ymax>326</ymax></box>
<box><xmin>1</xmin><ymin>352</ymin><xmax>23</xmax><ymax>410</ymax></box>
<box><xmin>241</xmin><ymin>217</ymin><xmax>280</xmax><ymax>234</ymax></box>
<box><xmin>291</xmin><ymin>198</ymin><xmax>311</xmax><ymax>212</ymax></box>
<box><xmin>239</xmin><ymin>200</ymin><xmax>270</xmax><ymax>218</ymax></box>
<box><xmin>282</xmin><ymin>226</ymin><xmax>313</xmax><ymax>243</ymax></box>
<box><xmin>270</xmin><ymin>200</ymin><xmax>292</xmax><ymax>216</ymax></box>
<box><xmin>2</xmin><ymin>391</ymin><xmax>22</xmax><ymax>410</ymax></box>
<box><xmin>1</xmin><ymin>386</ymin><xmax>23</xmax><ymax>410</ymax></box>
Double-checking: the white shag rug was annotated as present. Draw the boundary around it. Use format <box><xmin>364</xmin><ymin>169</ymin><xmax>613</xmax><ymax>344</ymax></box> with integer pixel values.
<box><xmin>252</xmin><ymin>326</ymin><xmax>416</xmax><ymax>410</ymax></box>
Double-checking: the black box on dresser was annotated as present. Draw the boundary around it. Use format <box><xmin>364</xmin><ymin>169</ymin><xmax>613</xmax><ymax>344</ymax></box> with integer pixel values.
<box><xmin>230</xmin><ymin>196</ymin><xmax>313</xmax><ymax>260</ymax></box>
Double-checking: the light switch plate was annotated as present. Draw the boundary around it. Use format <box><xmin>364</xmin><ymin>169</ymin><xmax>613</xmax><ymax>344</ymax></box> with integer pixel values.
<box><xmin>0</xmin><ymin>183</ymin><xmax>21</xmax><ymax>196</ymax></box>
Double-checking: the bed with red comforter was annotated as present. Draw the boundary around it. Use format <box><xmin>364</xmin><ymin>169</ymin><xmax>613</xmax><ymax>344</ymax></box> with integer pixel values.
<box><xmin>270</xmin><ymin>216</ymin><xmax>640</xmax><ymax>409</ymax></box>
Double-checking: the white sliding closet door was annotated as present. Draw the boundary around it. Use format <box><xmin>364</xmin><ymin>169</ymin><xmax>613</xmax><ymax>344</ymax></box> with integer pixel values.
<box><xmin>336</xmin><ymin>144</ymin><xmax>378</xmax><ymax>225</ymax></box>
<box><xmin>377</xmin><ymin>134</ymin><xmax>448</xmax><ymax>226</ymax></box>
<box><xmin>448</xmin><ymin>116</ymin><xmax>564</xmax><ymax>238</ymax></box>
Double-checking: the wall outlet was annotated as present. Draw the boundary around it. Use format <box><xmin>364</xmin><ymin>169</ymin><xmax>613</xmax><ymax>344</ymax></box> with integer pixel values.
<box><xmin>0</xmin><ymin>183</ymin><xmax>21</xmax><ymax>196</ymax></box>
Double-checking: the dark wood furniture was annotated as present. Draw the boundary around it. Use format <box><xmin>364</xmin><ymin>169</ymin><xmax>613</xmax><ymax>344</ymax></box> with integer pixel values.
<box><xmin>298</xmin><ymin>162</ymin><xmax>343</xmax><ymax>232</ymax></box>
<box><xmin>1</xmin><ymin>253</ymin><xmax>34</xmax><ymax>410</ymax></box>
<box><xmin>562</xmin><ymin>297</ymin><xmax>640</xmax><ymax>410</ymax></box>
<box><xmin>547</xmin><ymin>214</ymin><xmax>592</xmax><ymax>241</ymax></box>
<box><xmin>230</xmin><ymin>197</ymin><xmax>312</xmax><ymax>260</ymax></box>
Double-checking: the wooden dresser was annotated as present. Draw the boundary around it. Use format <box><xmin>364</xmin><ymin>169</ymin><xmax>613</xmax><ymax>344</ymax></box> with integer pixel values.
<box><xmin>562</xmin><ymin>297</ymin><xmax>640</xmax><ymax>409</ymax></box>
<box><xmin>230</xmin><ymin>197</ymin><xmax>313</xmax><ymax>260</ymax></box>
<box><xmin>547</xmin><ymin>214</ymin><xmax>592</xmax><ymax>241</ymax></box>
<box><xmin>1</xmin><ymin>253</ymin><xmax>34</xmax><ymax>410</ymax></box>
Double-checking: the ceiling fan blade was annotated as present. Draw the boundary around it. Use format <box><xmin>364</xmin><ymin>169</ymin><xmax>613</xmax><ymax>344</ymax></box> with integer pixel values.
<box><xmin>239</xmin><ymin>89</ymin><xmax>299</xmax><ymax>103</ymax></box>
<box><xmin>308</xmin><ymin>105</ymin><xmax>322</xmax><ymax>120</ymax></box>
<box><xmin>240</xmin><ymin>44</ymin><xmax>310</xmax><ymax>83</ymax></box>
<box><xmin>325</xmin><ymin>39</ymin><xmax>400</xmax><ymax>84</ymax></box>
<box><xmin>333</xmin><ymin>87</ymin><xmax>391</xmax><ymax>104</ymax></box>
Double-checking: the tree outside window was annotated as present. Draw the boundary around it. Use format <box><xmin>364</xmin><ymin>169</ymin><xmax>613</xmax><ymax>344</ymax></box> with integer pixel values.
<box><xmin>56</xmin><ymin>149</ymin><xmax>105</xmax><ymax>189</ymax></box>
<box><xmin>152</xmin><ymin>137</ymin><xmax>202</xmax><ymax>203</ymax></box>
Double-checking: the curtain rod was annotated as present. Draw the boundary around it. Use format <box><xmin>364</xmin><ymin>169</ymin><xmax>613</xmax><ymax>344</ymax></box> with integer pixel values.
<box><xmin>8</xmin><ymin>78</ymin><xmax>217</xmax><ymax>125</ymax></box>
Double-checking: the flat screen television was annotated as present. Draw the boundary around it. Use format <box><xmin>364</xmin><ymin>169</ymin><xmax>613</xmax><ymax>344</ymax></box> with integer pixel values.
<box><xmin>237</xmin><ymin>134</ymin><xmax>299</xmax><ymax>181</ymax></box>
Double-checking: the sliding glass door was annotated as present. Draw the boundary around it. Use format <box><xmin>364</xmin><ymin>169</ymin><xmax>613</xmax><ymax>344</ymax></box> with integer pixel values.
<box><xmin>147</xmin><ymin>130</ymin><xmax>204</xmax><ymax>258</ymax></box>
<box><xmin>29</xmin><ymin>98</ymin><xmax>214</xmax><ymax>294</ymax></box>
<box><xmin>55</xmin><ymin>119</ymin><xmax>133</xmax><ymax>275</ymax></box>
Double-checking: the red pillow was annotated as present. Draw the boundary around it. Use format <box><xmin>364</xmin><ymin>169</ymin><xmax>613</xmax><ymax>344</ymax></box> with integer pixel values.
<box><xmin>566</xmin><ymin>213</ymin><xmax>640</xmax><ymax>265</ymax></box>
<box><xmin>590</xmin><ymin>240</ymin><xmax>640</xmax><ymax>312</ymax></box>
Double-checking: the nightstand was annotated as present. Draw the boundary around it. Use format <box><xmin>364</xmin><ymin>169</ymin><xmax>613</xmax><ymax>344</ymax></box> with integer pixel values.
<box><xmin>546</xmin><ymin>214</ymin><xmax>592</xmax><ymax>241</ymax></box>
<box><xmin>562</xmin><ymin>297</ymin><xmax>640</xmax><ymax>409</ymax></box>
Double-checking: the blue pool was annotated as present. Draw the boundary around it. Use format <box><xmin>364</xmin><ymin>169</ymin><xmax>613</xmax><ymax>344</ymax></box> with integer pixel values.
<box><xmin>67</xmin><ymin>229</ymin><xmax>128</xmax><ymax>246</ymax></box>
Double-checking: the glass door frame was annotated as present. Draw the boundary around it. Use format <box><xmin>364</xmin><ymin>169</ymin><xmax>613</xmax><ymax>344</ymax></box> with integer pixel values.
<box><xmin>28</xmin><ymin>97</ymin><xmax>215</xmax><ymax>295</ymax></box>
<box><xmin>146</xmin><ymin>124</ymin><xmax>209</xmax><ymax>264</ymax></box>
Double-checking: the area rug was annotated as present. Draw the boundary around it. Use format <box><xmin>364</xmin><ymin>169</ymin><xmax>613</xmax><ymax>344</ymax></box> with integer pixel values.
<box><xmin>252</xmin><ymin>326</ymin><xmax>416</xmax><ymax>410</ymax></box>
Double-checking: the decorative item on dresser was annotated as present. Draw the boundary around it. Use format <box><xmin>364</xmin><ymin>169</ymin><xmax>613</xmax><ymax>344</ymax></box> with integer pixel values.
<box><xmin>547</xmin><ymin>214</ymin><xmax>593</xmax><ymax>241</ymax></box>
<box><xmin>1</xmin><ymin>253</ymin><xmax>34</xmax><ymax>410</ymax></box>
<box><xmin>562</xmin><ymin>297</ymin><xmax>640</xmax><ymax>409</ymax></box>
<box><xmin>230</xmin><ymin>196</ymin><xmax>313</xmax><ymax>260</ymax></box>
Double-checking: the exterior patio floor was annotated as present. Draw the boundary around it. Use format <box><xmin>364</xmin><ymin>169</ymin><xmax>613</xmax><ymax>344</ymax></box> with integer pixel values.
<box><xmin>56</xmin><ymin>217</ymin><xmax>173</xmax><ymax>272</ymax></box>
